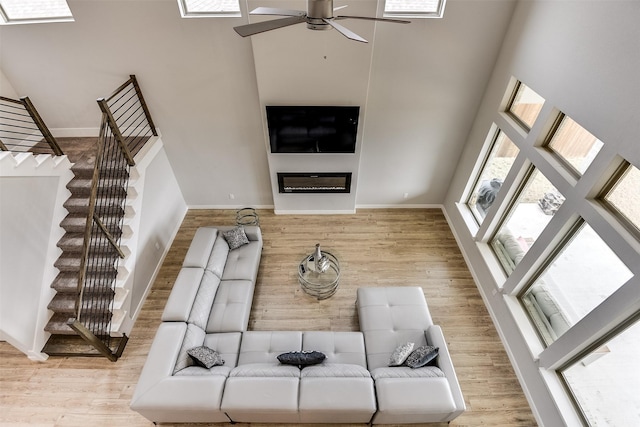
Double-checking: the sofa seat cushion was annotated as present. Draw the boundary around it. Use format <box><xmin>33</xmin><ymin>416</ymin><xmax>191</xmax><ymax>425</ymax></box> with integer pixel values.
<box><xmin>230</xmin><ymin>363</ymin><xmax>301</xmax><ymax>377</ymax></box>
<box><xmin>206</xmin><ymin>280</ymin><xmax>255</xmax><ymax>332</ymax></box>
<box><xmin>301</xmin><ymin>363</ymin><xmax>371</xmax><ymax>378</ymax></box>
<box><xmin>299</xmin><ymin>377</ymin><xmax>376</xmax><ymax>423</ymax></box>
<box><xmin>202</xmin><ymin>332</ymin><xmax>242</xmax><ymax>367</ymax></box>
<box><xmin>373</xmin><ymin>377</ymin><xmax>457</xmax><ymax>423</ymax></box>
<box><xmin>371</xmin><ymin>366</ymin><xmax>445</xmax><ymax>380</ymax></box>
<box><xmin>221</xmin><ymin>240</ymin><xmax>262</xmax><ymax>281</ymax></box>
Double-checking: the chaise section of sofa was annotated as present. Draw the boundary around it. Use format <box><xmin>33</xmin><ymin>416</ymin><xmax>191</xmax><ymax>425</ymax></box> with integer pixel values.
<box><xmin>356</xmin><ymin>286</ymin><xmax>466</xmax><ymax>424</ymax></box>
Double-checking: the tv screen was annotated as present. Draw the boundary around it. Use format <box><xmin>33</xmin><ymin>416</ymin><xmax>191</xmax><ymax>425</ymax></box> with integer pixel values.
<box><xmin>267</xmin><ymin>106</ymin><xmax>359</xmax><ymax>153</ymax></box>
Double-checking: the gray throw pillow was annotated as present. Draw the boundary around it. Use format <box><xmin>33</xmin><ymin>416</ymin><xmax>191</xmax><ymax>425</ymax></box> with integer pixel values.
<box><xmin>187</xmin><ymin>346</ymin><xmax>225</xmax><ymax>368</ymax></box>
<box><xmin>222</xmin><ymin>226</ymin><xmax>249</xmax><ymax>250</ymax></box>
<box><xmin>277</xmin><ymin>351</ymin><xmax>326</xmax><ymax>368</ymax></box>
<box><xmin>405</xmin><ymin>345</ymin><xmax>439</xmax><ymax>369</ymax></box>
<box><xmin>388</xmin><ymin>342</ymin><xmax>414</xmax><ymax>367</ymax></box>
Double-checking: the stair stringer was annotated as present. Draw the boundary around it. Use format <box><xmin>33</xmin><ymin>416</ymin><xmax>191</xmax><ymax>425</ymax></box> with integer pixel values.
<box><xmin>0</xmin><ymin>152</ymin><xmax>74</xmax><ymax>360</ymax></box>
<box><xmin>108</xmin><ymin>137</ymin><xmax>162</xmax><ymax>336</ymax></box>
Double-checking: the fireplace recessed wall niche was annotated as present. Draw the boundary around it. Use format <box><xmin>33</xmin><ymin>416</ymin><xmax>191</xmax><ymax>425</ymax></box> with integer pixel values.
<box><xmin>278</xmin><ymin>172</ymin><xmax>352</xmax><ymax>194</ymax></box>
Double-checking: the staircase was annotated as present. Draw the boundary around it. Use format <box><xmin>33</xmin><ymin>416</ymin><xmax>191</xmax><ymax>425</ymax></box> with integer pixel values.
<box><xmin>1</xmin><ymin>75</ymin><xmax>156</xmax><ymax>360</ymax></box>
<box><xmin>43</xmin><ymin>138</ymin><xmax>128</xmax><ymax>356</ymax></box>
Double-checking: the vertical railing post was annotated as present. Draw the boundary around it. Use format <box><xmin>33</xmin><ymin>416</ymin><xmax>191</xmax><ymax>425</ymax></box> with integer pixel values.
<box><xmin>129</xmin><ymin>75</ymin><xmax>158</xmax><ymax>136</ymax></box>
<box><xmin>97</xmin><ymin>98</ymin><xmax>135</xmax><ymax>166</ymax></box>
<box><xmin>20</xmin><ymin>96</ymin><xmax>64</xmax><ymax>156</ymax></box>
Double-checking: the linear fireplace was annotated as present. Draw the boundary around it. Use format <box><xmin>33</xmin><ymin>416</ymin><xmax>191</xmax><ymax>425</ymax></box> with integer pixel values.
<box><xmin>278</xmin><ymin>172</ymin><xmax>352</xmax><ymax>194</ymax></box>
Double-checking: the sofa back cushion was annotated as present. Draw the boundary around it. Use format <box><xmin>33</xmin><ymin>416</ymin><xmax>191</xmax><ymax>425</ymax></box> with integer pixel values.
<box><xmin>302</xmin><ymin>331</ymin><xmax>367</xmax><ymax>367</ymax></box>
<box><xmin>173</xmin><ymin>323</ymin><xmax>206</xmax><ymax>374</ymax></box>
<box><xmin>237</xmin><ymin>331</ymin><xmax>302</xmax><ymax>365</ymax></box>
<box><xmin>206</xmin><ymin>235</ymin><xmax>229</xmax><ymax>278</ymax></box>
<box><xmin>187</xmin><ymin>271</ymin><xmax>221</xmax><ymax>329</ymax></box>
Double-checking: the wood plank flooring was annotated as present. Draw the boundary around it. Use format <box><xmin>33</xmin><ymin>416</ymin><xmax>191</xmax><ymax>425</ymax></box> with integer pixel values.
<box><xmin>0</xmin><ymin>209</ymin><xmax>538</xmax><ymax>426</ymax></box>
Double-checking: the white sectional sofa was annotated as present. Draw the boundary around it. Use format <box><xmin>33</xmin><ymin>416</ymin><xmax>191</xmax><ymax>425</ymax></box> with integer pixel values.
<box><xmin>131</xmin><ymin>226</ymin><xmax>465</xmax><ymax>424</ymax></box>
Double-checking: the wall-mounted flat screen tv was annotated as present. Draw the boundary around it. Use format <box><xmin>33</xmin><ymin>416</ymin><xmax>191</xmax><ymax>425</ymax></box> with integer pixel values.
<box><xmin>267</xmin><ymin>106</ymin><xmax>359</xmax><ymax>153</ymax></box>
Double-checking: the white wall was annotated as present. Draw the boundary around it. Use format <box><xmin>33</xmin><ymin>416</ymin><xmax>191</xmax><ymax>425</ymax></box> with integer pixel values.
<box><xmin>0</xmin><ymin>0</ymin><xmax>516</xmax><ymax>210</ymax></box>
<box><xmin>0</xmin><ymin>155</ymin><xmax>74</xmax><ymax>360</ymax></box>
<box><xmin>359</xmin><ymin>0</ymin><xmax>515</xmax><ymax>206</ymax></box>
<box><xmin>0</xmin><ymin>68</ymin><xmax>19</xmax><ymax>98</ymax></box>
<box><xmin>0</xmin><ymin>0</ymin><xmax>271</xmax><ymax>208</ymax></box>
<box><xmin>443</xmin><ymin>1</ymin><xmax>640</xmax><ymax>425</ymax></box>
<box><xmin>129</xmin><ymin>140</ymin><xmax>187</xmax><ymax>321</ymax></box>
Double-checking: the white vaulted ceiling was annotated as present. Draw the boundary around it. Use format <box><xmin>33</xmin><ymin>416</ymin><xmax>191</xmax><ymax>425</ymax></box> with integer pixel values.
<box><xmin>0</xmin><ymin>0</ymin><xmax>516</xmax><ymax>208</ymax></box>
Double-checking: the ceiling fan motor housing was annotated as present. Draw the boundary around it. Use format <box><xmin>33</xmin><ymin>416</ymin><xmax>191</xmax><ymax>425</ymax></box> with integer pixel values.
<box><xmin>307</xmin><ymin>0</ymin><xmax>333</xmax><ymax>30</ymax></box>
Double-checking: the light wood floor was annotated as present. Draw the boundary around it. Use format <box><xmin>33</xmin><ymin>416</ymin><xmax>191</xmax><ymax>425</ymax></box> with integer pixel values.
<box><xmin>0</xmin><ymin>209</ymin><xmax>538</xmax><ymax>426</ymax></box>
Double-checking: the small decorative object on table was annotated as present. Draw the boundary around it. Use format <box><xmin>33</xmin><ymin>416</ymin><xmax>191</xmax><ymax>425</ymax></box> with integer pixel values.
<box><xmin>298</xmin><ymin>243</ymin><xmax>340</xmax><ymax>300</ymax></box>
<box><xmin>236</xmin><ymin>207</ymin><xmax>259</xmax><ymax>226</ymax></box>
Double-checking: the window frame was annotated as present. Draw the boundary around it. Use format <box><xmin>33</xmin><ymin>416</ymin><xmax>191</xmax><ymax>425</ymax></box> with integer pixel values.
<box><xmin>382</xmin><ymin>0</ymin><xmax>447</xmax><ymax>19</ymax></box>
<box><xmin>0</xmin><ymin>0</ymin><xmax>73</xmax><ymax>25</ymax></box>
<box><xmin>177</xmin><ymin>0</ymin><xmax>241</xmax><ymax>18</ymax></box>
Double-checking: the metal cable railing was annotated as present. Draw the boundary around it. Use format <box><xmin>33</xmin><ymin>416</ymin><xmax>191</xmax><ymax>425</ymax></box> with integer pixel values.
<box><xmin>70</xmin><ymin>75</ymin><xmax>156</xmax><ymax>360</ymax></box>
<box><xmin>0</xmin><ymin>96</ymin><xmax>62</xmax><ymax>155</ymax></box>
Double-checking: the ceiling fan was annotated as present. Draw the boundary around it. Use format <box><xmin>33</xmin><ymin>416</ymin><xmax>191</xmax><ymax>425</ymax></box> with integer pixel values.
<box><xmin>233</xmin><ymin>0</ymin><xmax>410</xmax><ymax>43</ymax></box>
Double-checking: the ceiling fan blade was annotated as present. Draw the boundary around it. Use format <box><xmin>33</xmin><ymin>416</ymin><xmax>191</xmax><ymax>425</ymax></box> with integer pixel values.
<box><xmin>234</xmin><ymin>15</ymin><xmax>307</xmax><ymax>37</ymax></box>
<box><xmin>336</xmin><ymin>15</ymin><xmax>411</xmax><ymax>24</ymax></box>
<box><xmin>322</xmin><ymin>18</ymin><xmax>367</xmax><ymax>43</ymax></box>
<box><xmin>250</xmin><ymin>7</ymin><xmax>306</xmax><ymax>16</ymax></box>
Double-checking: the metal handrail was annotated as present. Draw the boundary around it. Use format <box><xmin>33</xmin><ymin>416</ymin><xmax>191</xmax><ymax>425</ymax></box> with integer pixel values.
<box><xmin>0</xmin><ymin>95</ymin><xmax>62</xmax><ymax>155</ymax></box>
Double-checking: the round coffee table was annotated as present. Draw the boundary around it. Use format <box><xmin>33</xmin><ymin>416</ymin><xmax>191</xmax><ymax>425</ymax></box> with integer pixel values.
<box><xmin>298</xmin><ymin>250</ymin><xmax>340</xmax><ymax>300</ymax></box>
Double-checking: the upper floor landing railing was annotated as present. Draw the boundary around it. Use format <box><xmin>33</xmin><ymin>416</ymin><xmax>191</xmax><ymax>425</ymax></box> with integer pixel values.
<box><xmin>97</xmin><ymin>75</ymin><xmax>157</xmax><ymax>165</ymax></box>
<box><xmin>0</xmin><ymin>96</ymin><xmax>63</xmax><ymax>155</ymax></box>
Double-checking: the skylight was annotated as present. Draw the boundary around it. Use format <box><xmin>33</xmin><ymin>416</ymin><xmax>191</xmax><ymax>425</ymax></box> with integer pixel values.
<box><xmin>384</xmin><ymin>0</ymin><xmax>446</xmax><ymax>18</ymax></box>
<box><xmin>0</xmin><ymin>0</ymin><xmax>73</xmax><ymax>24</ymax></box>
<box><xmin>178</xmin><ymin>0</ymin><xmax>240</xmax><ymax>17</ymax></box>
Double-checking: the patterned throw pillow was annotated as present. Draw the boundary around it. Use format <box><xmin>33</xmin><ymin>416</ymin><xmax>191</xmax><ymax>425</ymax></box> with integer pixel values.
<box><xmin>277</xmin><ymin>351</ymin><xmax>326</xmax><ymax>368</ymax></box>
<box><xmin>222</xmin><ymin>226</ymin><xmax>249</xmax><ymax>250</ymax></box>
<box><xmin>187</xmin><ymin>346</ymin><xmax>225</xmax><ymax>369</ymax></box>
<box><xmin>388</xmin><ymin>342</ymin><xmax>415</xmax><ymax>367</ymax></box>
<box><xmin>405</xmin><ymin>345</ymin><xmax>439</xmax><ymax>369</ymax></box>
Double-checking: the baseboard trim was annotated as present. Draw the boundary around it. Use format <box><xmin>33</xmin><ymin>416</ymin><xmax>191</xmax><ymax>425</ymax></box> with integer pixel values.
<box><xmin>188</xmin><ymin>204</ymin><xmax>275</xmax><ymax>210</ymax></box>
<box><xmin>51</xmin><ymin>128</ymin><xmax>100</xmax><ymax>138</ymax></box>
<box><xmin>356</xmin><ymin>203</ymin><xmax>443</xmax><ymax>209</ymax></box>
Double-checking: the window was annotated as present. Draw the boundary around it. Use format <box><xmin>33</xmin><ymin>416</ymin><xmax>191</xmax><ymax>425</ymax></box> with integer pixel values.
<box><xmin>384</xmin><ymin>0</ymin><xmax>446</xmax><ymax>18</ymax></box>
<box><xmin>520</xmin><ymin>222</ymin><xmax>632</xmax><ymax>344</ymax></box>
<box><xmin>178</xmin><ymin>0</ymin><xmax>240</xmax><ymax>17</ymax></box>
<box><xmin>0</xmin><ymin>0</ymin><xmax>72</xmax><ymax>23</ymax></box>
<box><xmin>492</xmin><ymin>168</ymin><xmax>563</xmax><ymax>274</ymax></box>
<box><xmin>462</xmin><ymin>77</ymin><xmax>640</xmax><ymax>427</ymax></box>
<box><xmin>602</xmin><ymin>163</ymin><xmax>640</xmax><ymax>235</ymax></box>
<box><xmin>467</xmin><ymin>130</ymin><xmax>519</xmax><ymax>222</ymax></box>
<box><xmin>546</xmin><ymin>114</ymin><xmax>604</xmax><ymax>176</ymax></box>
<box><xmin>506</xmin><ymin>81</ymin><xmax>545</xmax><ymax>130</ymax></box>
<box><xmin>560</xmin><ymin>318</ymin><xmax>640</xmax><ymax>426</ymax></box>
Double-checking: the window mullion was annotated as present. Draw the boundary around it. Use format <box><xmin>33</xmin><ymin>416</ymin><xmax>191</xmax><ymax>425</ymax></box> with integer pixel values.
<box><xmin>538</xmin><ymin>277</ymin><xmax>640</xmax><ymax>370</ymax></box>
